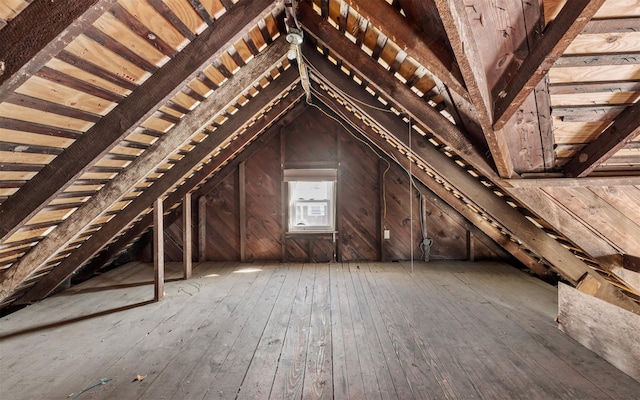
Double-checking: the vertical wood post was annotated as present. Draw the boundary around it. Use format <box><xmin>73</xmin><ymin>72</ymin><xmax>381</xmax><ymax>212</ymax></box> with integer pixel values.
<box><xmin>153</xmin><ymin>198</ymin><xmax>164</xmax><ymax>302</ymax></box>
<box><xmin>467</xmin><ymin>231</ymin><xmax>475</xmax><ymax>262</ymax></box>
<box><xmin>239</xmin><ymin>161</ymin><xmax>247</xmax><ymax>262</ymax></box>
<box><xmin>280</xmin><ymin>130</ymin><xmax>287</xmax><ymax>262</ymax></box>
<box><xmin>379</xmin><ymin>159</ymin><xmax>386</xmax><ymax>261</ymax></box>
<box><xmin>198</xmin><ymin>196</ymin><xmax>207</xmax><ymax>262</ymax></box>
<box><xmin>183</xmin><ymin>192</ymin><xmax>192</xmax><ymax>279</ymax></box>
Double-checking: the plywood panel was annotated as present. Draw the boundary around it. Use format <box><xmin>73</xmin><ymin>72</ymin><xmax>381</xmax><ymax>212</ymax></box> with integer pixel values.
<box><xmin>551</xmin><ymin>91</ymin><xmax>640</xmax><ymax>106</ymax></box>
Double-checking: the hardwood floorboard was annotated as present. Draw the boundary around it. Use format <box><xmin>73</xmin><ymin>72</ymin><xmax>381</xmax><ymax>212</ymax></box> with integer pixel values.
<box><xmin>1</xmin><ymin>261</ymin><xmax>638</xmax><ymax>399</ymax></box>
<box><xmin>329</xmin><ymin>263</ymin><xmax>366</xmax><ymax>399</ymax></box>
<box><xmin>236</xmin><ymin>263</ymin><xmax>302</xmax><ymax>400</ymax></box>
<box><xmin>270</xmin><ymin>263</ymin><xmax>317</xmax><ymax>399</ymax></box>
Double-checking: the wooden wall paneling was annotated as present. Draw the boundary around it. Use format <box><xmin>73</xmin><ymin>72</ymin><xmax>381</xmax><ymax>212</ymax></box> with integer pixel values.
<box><xmin>419</xmin><ymin>187</ymin><xmax>468</xmax><ymax>261</ymax></box>
<box><xmin>205</xmin><ymin>171</ymin><xmax>240</xmax><ymax>261</ymax></box>
<box><xmin>337</xmin><ymin>130</ymin><xmax>379</xmax><ymax>261</ymax></box>
<box><xmin>284</xmin><ymin>107</ymin><xmax>338</xmax><ymax>164</ymax></box>
<box><xmin>163</xmin><ymin>219</ymin><xmax>185</xmax><ymax>261</ymax></box>
<box><xmin>183</xmin><ymin>192</ymin><xmax>192</xmax><ymax>279</ymax></box>
<box><xmin>154</xmin><ymin>197</ymin><xmax>164</xmax><ymax>301</ymax></box>
<box><xmin>198</xmin><ymin>195</ymin><xmax>207</xmax><ymax>261</ymax></box>
<box><xmin>285</xmin><ymin>237</ymin><xmax>310</xmax><ymax>262</ymax></box>
<box><xmin>280</xmin><ymin>128</ymin><xmax>287</xmax><ymax>262</ymax></box>
<box><xmin>381</xmin><ymin>162</ymin><xmax>421</xmax><ymax>261</ymax></box>
<box><xmin>244</xmin><ymin>134</ymin><xmax>282</xmax><ymax>261</ymax></box>
<box><xmin>239</xmin><ymin>161</ymin><xmax>247</xmax><ymax>262</ymax></box>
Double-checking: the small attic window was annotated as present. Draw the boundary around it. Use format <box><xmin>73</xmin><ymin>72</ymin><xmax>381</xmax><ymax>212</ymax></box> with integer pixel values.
<box><xmin>284</xmin><ymin>169</ymin><xmax>337</xmax><ymax>233</ymax></box>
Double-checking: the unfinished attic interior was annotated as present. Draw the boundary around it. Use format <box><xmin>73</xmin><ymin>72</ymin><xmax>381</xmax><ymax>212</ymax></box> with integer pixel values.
<box><xmin>1</xmin><ymin>0</ymin><xmax>640</xmax><ymax>397</ymax></box>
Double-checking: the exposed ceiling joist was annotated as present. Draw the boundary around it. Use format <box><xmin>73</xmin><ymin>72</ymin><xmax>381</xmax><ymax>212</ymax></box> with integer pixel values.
<box><xmin>0</xmin><ymin>0</ymin><xmax>283</xmax><ymax>244</ymax></box>
<box><xmin>342</xmin><ymin>0</ymin><xmax>467</xmax><ymax>99</ymax></box>
<box><xmin>15</xmin><ymin>74</ymin><xmax>303</xmax><ymax>304</ymax></box>
<box><xmin>0</xmin><ymin>39</ymin><xmax>291</xmax><ymax>302</ymax></box>
<box><xmin>492</xmin><ymin>0</ymin><xmax>607</xmax><ymax>131</ymax></box>
<box><xmin>0</xmin><ymin>0</ymin><xmax>119</xmax><ymax>101</ymax></box>
<box><xmin>433</xmin><ymin>0</ymin><xmax>515</xmax><ymax>178</ymax></box>
<box><xmin>563</xmin><ymin>101</ymin><xmax>640</xmax><ymax>177</ymax></box>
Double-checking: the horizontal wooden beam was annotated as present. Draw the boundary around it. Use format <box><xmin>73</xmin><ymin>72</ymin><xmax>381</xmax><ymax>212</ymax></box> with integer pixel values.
<box><xmin>505</xmin><ymin>175</ymin><xmax>640</xmax><ymax>188</ymax></box>
<box><xmin>0</xmin><ymin>0</ymin><xmax>283</xmax><ymax>244</ymax></box>
<box><xmin>1</xmin><ymin>39</ymin><xmax>292</xmax><ymax>304</ymax></box>
<box><xmin>14</xmin><ymin>73</ymin><xmax>302</xmax><ymax>304</ymax></box>
<box><xmin>563</xmin><ymin>101</ymin><xmax>640</xmax><ymax>177</ymax></box>
<box><xmin>492</xmin><ymin>0</ymin><xmax>607</xmax><ymax>130</ymax></box>
<box><xmin>553</xmin><ymin>52</ymin><xmax>640</xmax><ymax>67</ymax></box>
<box><xmin>582</xmin><ymin>17</ymin><xmax>640</xmax><ymax>34</ymax></box>
<box><xmin>0</xmin><ymin>0</ymin><xmax>118</xmax><ymax>101</ymax></box>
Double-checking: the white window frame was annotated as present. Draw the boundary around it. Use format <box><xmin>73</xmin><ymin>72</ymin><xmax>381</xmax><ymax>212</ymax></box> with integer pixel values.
<box><xmin>284</xmin><ymin>169</ymin><xmax>337</xmax><ymax>233</ymax></box>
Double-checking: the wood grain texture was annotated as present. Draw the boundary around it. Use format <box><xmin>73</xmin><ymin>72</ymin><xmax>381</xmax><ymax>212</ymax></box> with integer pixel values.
<box><xmin>558</xmin><ymin>282</ymin><xmax>640</xmax><ymax>381</ymax></box>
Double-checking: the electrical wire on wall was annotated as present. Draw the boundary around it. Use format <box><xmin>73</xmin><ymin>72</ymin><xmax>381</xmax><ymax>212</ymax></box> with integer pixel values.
<box><xmin>284</xmin><ymin>10</ymin><xmax>436</xmax><ymax>263</ymax></box>
<box><xmin>302</xmin><ymin>54</ymin><xmax>435</xmax><ymax>263</ymax></box>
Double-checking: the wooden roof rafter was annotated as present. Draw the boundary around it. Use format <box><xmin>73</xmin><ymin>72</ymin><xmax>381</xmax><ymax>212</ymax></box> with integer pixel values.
<box><xmin>492</xmin><ymin>0</ymin><xmax>608</xmax><ymax>131</ymax></box>
<box><xmin>433</xmin><ymin>0</ymin><xmax>515</xmax><ymax>179</ymax></box>
<box><xmin>0</xmin><ymin>37</ymin><xmax>292</xmax><ymax>303</ymax></box>
<box><xmin>15</xmin><ymin>70</ymin><xmax>303</xmax><ymax>305</ymax></box>
<box><xmin>297</xmin><ymin>2</ymin><xmax>497</xmax><ymax>181</ymax></box>
<box><xmin>563</xmin><ymin>100</ymin><xmax>640</xmax><ymax>177</ymax></box>
<box><xmin>0</xmin><ymin>0</ymin><xmax>285</xmax><ymax>244</ymax></box>
<box><xmin>0</xmin><ymin>0</ymin><xmax>119</xmax><ymax>101</ymax></box>
<box><xmin>341</xmin><ymin>0</ymin><xmax>468</xmax><ymax>99</ymax></box>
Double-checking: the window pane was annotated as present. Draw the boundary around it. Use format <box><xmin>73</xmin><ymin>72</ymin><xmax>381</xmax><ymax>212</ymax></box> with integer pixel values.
<box><xmin>288</xmin><ymin>181</ymin><xmax>335</xmax><ymax>232</ymax></box>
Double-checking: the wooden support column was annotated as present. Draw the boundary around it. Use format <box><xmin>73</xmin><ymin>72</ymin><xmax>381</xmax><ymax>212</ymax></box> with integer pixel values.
<box><xmin>198</xmin><ymin>196</ymin><xmax>207</xmax><ymax>262</ymax></box>
<box><xmin>183</xmin><ymin>193</ymin><xmax>192</xmax><ymax>279</ymax></box>
<box><xmin>153</xmin><ymin>198</ymin><xmax>164</xmax><ymax>302</ymax></box>
<box><xmin>239</xmin><ymin>161</ymin><xmax>247</xmax><ymax>262</ymax></box>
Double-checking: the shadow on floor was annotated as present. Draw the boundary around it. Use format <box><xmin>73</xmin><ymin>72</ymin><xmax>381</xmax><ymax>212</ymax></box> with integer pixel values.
<box><xmin>0</xmin><ymin>299</ymin><xmax>156</xmax><ymax>340</ymax></box>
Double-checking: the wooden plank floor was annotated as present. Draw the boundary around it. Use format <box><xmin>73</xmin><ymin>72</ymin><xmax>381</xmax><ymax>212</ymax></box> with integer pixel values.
<box><xmin>1</xmin><ymin>261</ymin><xmax>638</xmax><ymax>399</ymax></box>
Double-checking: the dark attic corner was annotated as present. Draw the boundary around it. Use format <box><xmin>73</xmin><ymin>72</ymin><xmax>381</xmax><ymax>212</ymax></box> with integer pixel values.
<box><xmin>0</xmin><ymin>0</ymin><xmax>639</xmax><ymax>398</ymax></box>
